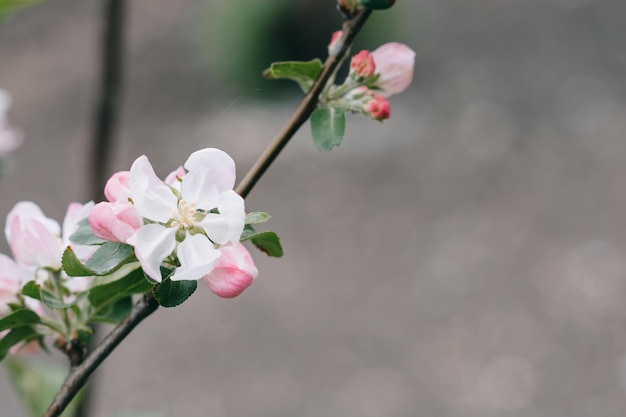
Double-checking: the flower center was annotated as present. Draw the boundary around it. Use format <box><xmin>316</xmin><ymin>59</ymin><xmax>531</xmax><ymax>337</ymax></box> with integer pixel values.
<box><xmin>170</xmin><ymin>200</ymin><xmax>198</xmax><ymax>229</ymax></box>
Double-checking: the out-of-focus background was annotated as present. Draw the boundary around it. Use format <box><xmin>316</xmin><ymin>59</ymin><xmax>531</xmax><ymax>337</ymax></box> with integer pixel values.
<box><xmin>2</xmin><ymin>0</ymin><xmax>626</xmax><ymax>416</ymax></box>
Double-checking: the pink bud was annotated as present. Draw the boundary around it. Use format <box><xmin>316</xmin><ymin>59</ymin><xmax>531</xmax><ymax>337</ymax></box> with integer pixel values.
<box><xmin>364</xmin><ymin>95</ymin><xmax>391</xmax><ymax>121</ymax></box>
<box><xmin>89</xmin><ymin>201</ymin><xmax>143</xmax><ymax>243</ymax></box>
<box><xmin>204</xmin><ymin>243</ymin><xmax>258</xmax><ymax>298</ymax></box>
<box><xmin>5</xmin><ymin>202</ymin><xmax>63</xmax><ymax>269</ymax></box>
<box><xmin>328</xmin><ymin>30</ymin><xmax>343</xmax><ymax>56</ymax></box>
<box><xmin>350</xmin><ymin>50</ymin><xmax>377</xmax><ymax>79</ymax></box>
<box><xmin>370</xmin><ymin>42</ymin><xmax>416</xmax><ymax>97</ymax></box>
<box><xmin>104</xmin><ymin>171</ymin><xmax>131</xmax><ymax>203</ymax></box>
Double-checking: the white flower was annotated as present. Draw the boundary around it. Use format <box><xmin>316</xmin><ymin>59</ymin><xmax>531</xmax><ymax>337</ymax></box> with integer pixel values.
<box><xmin>126</xmin><ymin>148</ymin><xmax>245</xmax><ymax>282</ymax></box>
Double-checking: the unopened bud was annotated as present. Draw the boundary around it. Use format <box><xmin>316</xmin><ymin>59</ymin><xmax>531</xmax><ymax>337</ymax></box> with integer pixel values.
<box><xmin>350</xmin><ymin>50</ymin><xmax>376</xmax><ymax>79</ymax></box>
<box><xmin>364</xmin><ymin>95</ymin><xmax>391</xmax><ymax>121</ymax></box>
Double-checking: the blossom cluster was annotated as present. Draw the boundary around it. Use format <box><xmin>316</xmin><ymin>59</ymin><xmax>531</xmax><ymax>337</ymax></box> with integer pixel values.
<box><xmin>326</xmin><ymin>33</ymin><xmax>415</xmax><ymax>121</ymax></box>
<box><xmin>0</xmin><ymin>148</ymin><xmax>261</xmax><ymax>358</ymax></box>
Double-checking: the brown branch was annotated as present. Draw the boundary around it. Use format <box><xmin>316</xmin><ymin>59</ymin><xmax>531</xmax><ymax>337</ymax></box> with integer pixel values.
<box><xmin>42</xmin><ymin>7</ymin><xmax>373</xmax><ymax>417</ymax></box>
<box><xmin>235</xmin><ymin>7</ymin><xmax>373</xmax><ymax>198</ymax></box>
<box><xmin>42</xmin><ymin>293</ymin><xmax>158</xmax><ymax>417</ymax></box>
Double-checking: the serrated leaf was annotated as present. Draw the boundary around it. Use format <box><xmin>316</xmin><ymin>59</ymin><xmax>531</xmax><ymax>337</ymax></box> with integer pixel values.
<box><xmin>0</xmin><ymin>310</ymin><xmax>40</xmax><ymax>332</ymax></box>
<box><xmin>153</xmin><ymin>274</ymin><xmax>197</xmax><ymax>308</ymax></box>
<box><xmin>21</xmin><ymin>280</ymin><xmax>42</xmax><ymax>301</ymax></box>
<box><xmin>88</xmin><ymin>266</ymin><xmax>153</xmax><ymax>310</ymax></box>
<box><xmin>245</xmin><ymin>212</ymin><xmax>271</xmax><ymax>225</ymax></box>
<box><xmin>311</xmin><ymin>107</ymin><xmax>346</xmax><ymax>151</ymax></box>
<box><xmin>5</xmin><ymin>357</ymin><xmax>85</xmax><ymax>417</ymax></box>
<box><xmin>0</xmin><ymin>327</ymin><xmax>37</xmax><ymax>361</ymax></box>
<box><xmin>69</xmin><ymin>218</ymin><xmax>106</xmax><ymax>246</ymax></box>
<box><xmin>251</xmin><ymin>231</ymin><xmax>284</xmax><ymax>257</ymax></box>
<box><xmin>62</xmin><ymin>242</ymin><xmax>135</xmax><ymax>277</ymax></box>
<box><xmin>263</xmin><ymin>59</ymin><xmax>324</xmax><ymax>93</ymax></box>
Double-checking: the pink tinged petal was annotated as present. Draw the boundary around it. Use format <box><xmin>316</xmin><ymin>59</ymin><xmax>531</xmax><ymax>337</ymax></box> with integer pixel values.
<box><xmin>170</xmin><ymin>234</ymin><xmax>220</xmax><ymax>281</ymax></box>
<box><xmin>164</xmin><ymin>166</ymin><xmax>185</xmax><ymax>188</ymax></box>
<box><xmin>198</xmin><ymin>190</ymin><xmax>245</xmax><ymax>245</ymax></box>
<box><xmin>104</xmin><ymin>171</ymin><xmax>132</xmax><ymax>202</ymax></box>
<box><xmin>371</xmin><ymin>42</ymin><xmax>416</xmax><ymax>97</ymax></box>
<box><xmin>203</xmin><ymin>243</ymin><xmax>258</xmax><ymax>298</ymax></box>
<box><xmin>129</xmin><ymin>155</ymin><xmax>178</xmax><ymax>222</ymax></box>
<box><xmin>183</xmin><ymin>148</ymin><xmax>237</xmax><ymax>200</ymax></box>
<box><xmin>89</xmin><ymin>201</ymin><xmax>143</xmax><ymax>243</ymax></box>
<box><xmin>62</xmin><ymin>201</ymin><xmax>95</xmax><ymax>244</ymax></box>
<box><xmin>5</xmin><ymin>202</ymin><xmax>63</xmax><ymax>269</ymax></box>
<box><xmin>127</xmin><ymin>224</ymin><xmax>177</xmax><ymax>282</ymax></box>
<box><xmin>0</xmin><ymin>253</ymin><xmax>22</xmax><ymax>315</ymax></box>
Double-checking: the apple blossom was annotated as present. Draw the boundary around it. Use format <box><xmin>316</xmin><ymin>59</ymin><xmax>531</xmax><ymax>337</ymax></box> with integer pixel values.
<box><xmin>370</xmin><ymin>42</ymin><xmax>415</xmax><ymax>97</ymax></box>
<box><xmin>0</xmin><ymin>89</ymin><xmax>23</xmax><ymax>156</ymax></box>
<box><xmin>0</xmin><ymin>253</ymin><xmax>25</xmax><ymax>316</ymax></box>
<box><xmin>203</xmin><ymin>242</ymin><xmax>258</xmax><ymax>298</ymax></box>
<box><xmin>364</xmin><ymin>95</ymin><xmax>391</xmax><ymax>120</ymax></box>
<box><xmin>89</xmin><ymin>201</ymin><xmax>143</xmax><ymax>244</ymax></box>
<box><xmin>125</xmin><ymin>148</ymin><xmax>245</xmax><ymax>282</ymax></box>
<box><xmin>104</xmin><ymin>171</ymin><xmax>132</xmax><ymax>202</ymax></box>
<box><xmin>350</xmin><ymin>50</ymin><xmax>376</xmax><ymax>79</ymax></box>
<box><xmin>328</xmin><ymin>30</ymin><xmax>343</xmax><ymax>56</ymax></box>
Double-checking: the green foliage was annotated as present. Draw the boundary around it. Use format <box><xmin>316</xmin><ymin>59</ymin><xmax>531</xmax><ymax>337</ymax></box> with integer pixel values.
<box><xmin>5</xmin><ymin>358</ymin><xmax>85</xmax><ymax>417</ymax></box>
<box><xmin>69</xmin><ymin>218</ymin><xmax>107</xmax><ymax>246</ymax></box>
<box><xmin>62</xmin><ymin>242</ymin><xmax>135</xmax><ymax>277</ymax></box>
<box><xmin>263</xmin><ymin>59</ymin><xmax>324</xmax><ymax>93</ymax></box>
<box><xmin>153</xmin><ymin>269</ymin><xmax>197</xmax><ymax>308</ymax></box>
<box><xmin>241</xmin><ymin>225</ymin><xmax>283</xmax><ymax>258</ymax></box>
<box><xmin>310</xmin><ymin>107</ymin><xmax>346</xmax><ymax>151</ymax></box>
<box><xmin>0</xmin><ymin>327</ymin><xmax>38</xmax><ymax>361</ymax></box>
<box><xmin>0</xmin><ymin>309</ymin><xmax>40</xmax><ymax>332</ymax></box>
<box><xmin>88</xmin><ymin>266</ymin><xmax>153</xmax><ymax>311</ymax></box>
<box><xmin>21</xmin><ymin>280</ymin><xmax>86</xmax><ymax>310</ymax></box>
<box><xmin>245</xmin><ymin>212</ymin><xmax>271</xmax><ymax>225</ymax></box>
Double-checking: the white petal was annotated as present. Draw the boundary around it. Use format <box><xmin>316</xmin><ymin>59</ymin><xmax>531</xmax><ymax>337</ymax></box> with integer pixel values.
<box><xmin>129</xmin><ymin>155</ymin><xmax>178</xmax><ymax>223</ymax></box>
<box><xmin>198</xmin><ymin>190</ymin><xmax>245</xmax><ymax>245</ymax></box>
<box><xmin>184</xmin><ymin>148</ymin><xmax>236</xmax><ymax>190</ymax></box>
<box><xmin>127</xmin><ymin>224</ymin><xmax>177</xmax><ymax>282</ymax></box>
<box><xmin>170</xmin><ymin>234</ymin><xmax>220</xmax><ymax>281</ymax></box>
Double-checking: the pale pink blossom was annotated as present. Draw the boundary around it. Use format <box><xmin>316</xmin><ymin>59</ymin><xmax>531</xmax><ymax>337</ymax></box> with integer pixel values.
<box><xmin>203</xmin><ymin>243</ymin><xmax>258</xmax><ymax>298</ymax></box>
<box><xmin>370</xmin><ymin>43</ymin><xmax>415</xmax><ymax>97</ymax></box>
<box><xmin>0</xmin><ymin>253</ymin><xmax>26</xmax><ymax>316</ymax></box>
<box><xmin>5</xmin><ymin>202</ymin><xmax>64</xmax><ymax>269</ymax></box>
<box><xmin>126</xmin><ymin>148</ymin><xmax>245</xmax><ymax>282</ymax></box>
<box><xmin>350</xmin><ymin>50</ymin><xmax>376</xmax><ymax>79</ymax></box>
<box><xmin>364</xmin><ymin>95</ymin><xmax>391</xmax><ymax>120</ymax></box>
<box><xmin>0</xmin><ymin>89</ymin><xmax>23</xmax><ymax>155</ymax></box>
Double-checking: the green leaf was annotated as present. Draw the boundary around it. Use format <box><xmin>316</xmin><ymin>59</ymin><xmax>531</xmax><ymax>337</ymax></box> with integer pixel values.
<box><xmin>62</xmin><ymin>242</ymin><xmax>135</xmax><ymax>277</ymax></box>
<box><xmin>245</xmin><ymin>212</ymin><xmax>271</xmax><ymax>225</ymax></box>
<box><xmin>263</xmin><ymin>59</ymin><xmax>324</xmax><ymax>93</ymax></box>
<box><xmin>88</xmin><ymin>265</ymin><xmax>153</xmax><ymax>311</ymax></box>
<box><xmin>153</xmin><ymin>272</ymin><xmax>197</xmax><ymax>308</ymax></box>
<box><xmin>0</xmin><ymin>310</ymin><xmax>40</xmax><ymax>332</ymax></box>
<box><xmin>0</xmin><ymin>327</ymin><xmax>37</xmax><ymax>361</ymax></box>
<box><xmin>5</xmin><ymin>357</ymin><xmax>85</xmax><ymax>417</ymax></box>
<box><xmin>21</xmin><ymin>281</ymin><xmax>42</xmax><ymax>301</ymax></box>
<box><xmin>69</xmin><ymin>218</ymin><xmax>106</xmax><ymax>246</ymax></box>
<box><xmin>240</xmin><ymin>224</ymin><xmax>257</xmax><ymax>241</ymax></box>
<box><xmin>41</xmin><ymin>290</ymin><xmax>87</xmax><ymax>310</ymax></box>
<box><xmin>310</xmin><ymin>107</ymin><xmax>346</xmax><ymax>151</ymax></box>
<box><xmin>90</xmin><ymin>296</ymin><xmax>133</xmax><ymax>324</ymax></box>
<box><xmin>251</xmin><ymin>231</ymin><xmax>284</xmax><ymax>258</ymax></box>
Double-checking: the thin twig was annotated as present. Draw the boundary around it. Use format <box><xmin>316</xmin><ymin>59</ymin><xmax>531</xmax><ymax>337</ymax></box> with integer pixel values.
<box><xmin>42</xmin><ymin>293</ymin><xmax>159</xmax><ymax>417</ymax></box>
<box><xmin>42</xmin><ymin>7</ymin><xmax>373</xmax><ymax>417</ymax></box>
<box><xmin>235</xmin><ymin>7</ymin><xmax>373</xmax><ymax>198</ymax></box>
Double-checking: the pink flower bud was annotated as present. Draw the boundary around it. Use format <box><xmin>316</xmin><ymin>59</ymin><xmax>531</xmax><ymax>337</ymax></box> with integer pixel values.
<box><xmin>89</xmin><ymin>201</ymin><xmax>143</xmax><ymax>243</ymax></box>
<box><xmin>364</xmin><ymin>95</ymin><xmax>391</xmax><ymax>121</ymax></box>
<box><xmin>371</xmin><ymin>42</ymin><xmax>416</xmax><ymax>97</ymax></box>
<box><xmin>204</xmin><ymin>243</ymin><xmax>258</xmax><ymax>298</ymax></box>
<box><xmin>328</xmin><ymin>30</ymin><xmax>343</xmax><ymax>56</ymax></box>
<box><xmin>5</xmin><ymin>202</ymin><xmax>63</xmax><ymax>269</ymax></box>
<box><xmin>104</xmin><ymin>171</ymin><xmax>131</xmax><ymax>203</ymax></box>
<box><xmin>350</xmin><ymin>50</ymin><xmax>377</xmax><ymax>79</ymax></box>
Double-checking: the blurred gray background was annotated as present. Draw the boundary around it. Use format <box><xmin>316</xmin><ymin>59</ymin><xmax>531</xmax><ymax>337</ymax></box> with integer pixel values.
<box><xmin>2</xmin><ymin>0</ymin><xmax>626</xmax><ymax>416</ymax></box>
